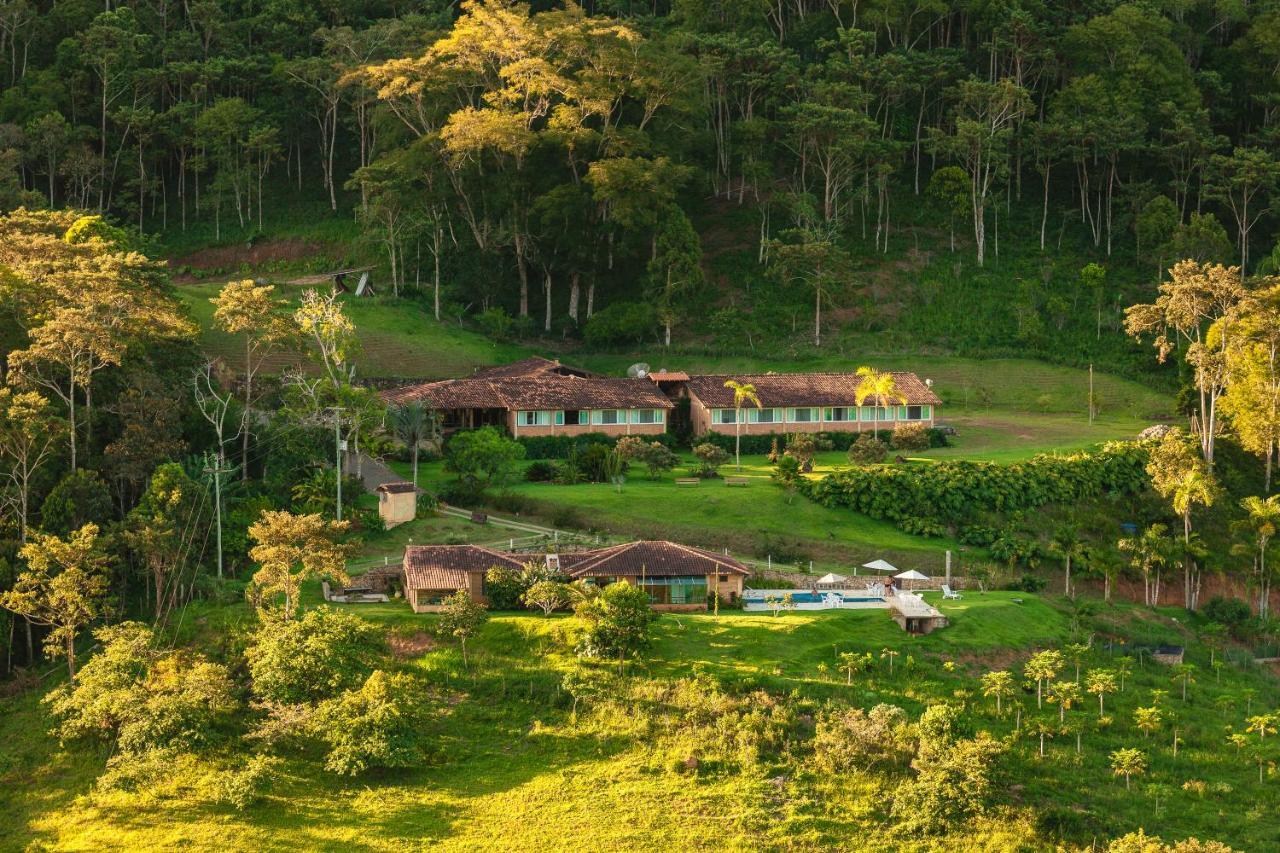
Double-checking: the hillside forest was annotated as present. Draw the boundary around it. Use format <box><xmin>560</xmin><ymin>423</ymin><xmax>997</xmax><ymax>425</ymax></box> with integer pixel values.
<box><xmin>1</xmin><ymin>0</ymin><xmax>1280</xmax><ymax>370</ymax></box>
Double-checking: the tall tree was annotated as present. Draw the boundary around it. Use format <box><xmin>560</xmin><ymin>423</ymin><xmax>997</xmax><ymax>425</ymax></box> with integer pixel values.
<box><xmin>1125</xmin><ymin>260</ymin><xmax>1245</xmax><ymax>465</ymax></box>
<box><xmin>1206</xmin><ymin>148</ymin><xmax>1280</xmax><ymax>279</ymax></box>
<box><xmin>723</xmin><ymin>380</ymin><xmax>761</xmax><ymax>472</ymax></box>
<box><xmin>1146</xmin><ymin>429</ymin><xmax>1219</xmax><ymax>611</ymax></box>
<box><xmin>210</xmin><ymin>280</ymin><xmax>296</xmax><ymax>478</ymax></box>
<box><xmin>0</xmin><ymin>524</ymin><xmax>110</xmax><ymax>680</ymax></box>
<box><xmin>247</xmin><ymin>511</ymin><xmax>351</xmax><ymax>619</ymax></box>
<box><xmin>929</xmin><ymin>78</ymin><xmax>1029</xmax><ymax>266</ymax></box>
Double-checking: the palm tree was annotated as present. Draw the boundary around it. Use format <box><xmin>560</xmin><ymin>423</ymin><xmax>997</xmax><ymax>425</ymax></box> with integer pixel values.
<box><xmin>1240</xmin><ymin>495</ymin><xmax>1280</xmax><ymax>619</ymax></box>
<box><xmin>391</xmin><ymin>402</ymin><xmax>434</xmax><ymax>489</ymax></box>
<box><xmin>1172</xmin><ymin>468</ymin><xmax>1218</xmax><ymax>610</ymax></box>
<box><xmin>723</xmin><ymin>380</ymin><xmax>761</xmax><ymax>472</ymax></box>
<box><xmin>854</xmin><ymin>367</ymin><xmax>907</xmax><ymax>439</ymax></box>
<box><xmin>1118</xmin><ymin>523</ymin><xmax>1174</xmax><ymax>607</ymax></box>
<box><xmin>1048</xmin><ymin>524</ymin><xmax>1084</xmax><ymax>597</ymax></box>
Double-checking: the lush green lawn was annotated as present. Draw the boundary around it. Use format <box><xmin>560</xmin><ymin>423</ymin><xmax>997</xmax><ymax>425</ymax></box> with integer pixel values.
<box><xmin>3</xmin><ymin>592</ymin><xmax>1277</xmax><ymax>850</ymax></box>
<box><xmin>576</xmin><ymin>353</ymin><xmax>1173</xmax><ymax>421</ymax></box>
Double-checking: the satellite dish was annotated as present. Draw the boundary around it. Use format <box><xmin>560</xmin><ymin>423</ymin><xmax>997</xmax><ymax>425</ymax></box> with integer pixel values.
<box><xmin>627</xmin><ymin>362</ymin><xmax>651</xmax><ymax>378</ymax></box>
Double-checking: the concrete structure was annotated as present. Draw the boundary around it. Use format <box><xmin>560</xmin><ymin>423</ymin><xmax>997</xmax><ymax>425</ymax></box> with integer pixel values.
<box><xmin>887</xmin><ymin>592</ymin><xmax>949</xmax><ymax>634</ymax></box>
<box><xmin>384</xmin><ymin>357</ymin><xmax>673</xmax><ymax>438</ymax></box>
<box><xmin>384</xmin><ymin>359</ymin><xmax>941</xmax><ymax>442</ymax></box>
<box><xmin>376</xmin><ymin>482</ymin><xmax>417</xmax><ymax>528</ymax></box>
<box><xmin>399</xmin><ymin>540</ymin><xmax>750</xmax><ymax>613</ymax></box>
<box><xmin>683</xmin><ymin>372</ymin><xmax>940</xmax><ymax>437</ymax></box>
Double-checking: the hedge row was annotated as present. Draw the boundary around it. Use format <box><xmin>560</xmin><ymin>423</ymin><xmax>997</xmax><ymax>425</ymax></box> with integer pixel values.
<box><xmin>799</xmin><ymin>441</ymin><xmax>1151</xmax><ymax>531</ymax></box>
<box><xmin>515</xmin><ymin>431</ymin><xmax>682</xmax><ymax>460</ymax></box>
<box><xmin>695</xmin><ymin>427</ymin><xmax>950</xmax><ymax>456</ymax></box>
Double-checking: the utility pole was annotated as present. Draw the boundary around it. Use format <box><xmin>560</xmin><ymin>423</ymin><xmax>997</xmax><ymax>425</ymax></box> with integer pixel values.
<box><xmin>329</xmin><ymin>405</ymin><xmax>345</xmax><ymax>521</ymax></box>
<box><xmin>1088</xmin><ymin>363</ymin><xmax>1095</xmax><ymax>425</ymax></box>
<box><xmin>203</xmin><ymin>451</ymin><xmax>234</xmax><ymax>580</ymax></box>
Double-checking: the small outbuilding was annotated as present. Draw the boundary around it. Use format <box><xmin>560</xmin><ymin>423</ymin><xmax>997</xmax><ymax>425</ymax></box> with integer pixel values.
<box><xmin>888</xmin><ymin>592</ymin><xmax>949</xmax><ymax>635</ymax></box>
<box><xmin>377</xmin><ymin>482</ymin><xmax>417</xmax><ymax>528</ymax></box>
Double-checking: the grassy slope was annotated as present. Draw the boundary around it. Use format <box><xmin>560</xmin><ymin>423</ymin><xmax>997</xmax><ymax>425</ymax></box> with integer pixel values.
<box><xmin>178</xmin><ymin>282</ymin><xmax>532</xmax><ymax>380</ymax></box>
<box><xmin>2</xmin><ymin>593</ymin><xmax>1277</xmax><ymax>850</ymax></box>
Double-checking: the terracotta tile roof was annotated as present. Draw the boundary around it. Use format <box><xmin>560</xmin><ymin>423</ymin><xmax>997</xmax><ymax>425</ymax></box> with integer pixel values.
<box><xmin>685</xmin><ymin>372</ymin><xmax>941</xmax><ymax>408</ymax></box>
<box><xmin>489</xmin><ymin>376</ymin><xmax>673</xmax><ymax>410</ymax></box>
<box><xmin>385</xmin><ymin>373</ymin><xmax>672</xmax><ymax>411</ymax></box>
<box><xmin>563</xmin><ymin>541</ymin><xmax>751</xmax><ymax>579</ymax></box>
<box><xmin>402</xmin><ymin>545</ymin><xmax>527</xmax><ymax>589</ymax></box>
<box><xmin>400</xmin><ymin>541</ymin><xmax>750</xmax><ymax>589</ymax></box>
<box><xmin>648</xmin><ymin>371</ymin><xmax>689</xmax><ymax>382</ymax></box>
<box><xmin>469</xmin><ymin>356</ymin><xmax>594</xmax><ymax>380</ymax></box>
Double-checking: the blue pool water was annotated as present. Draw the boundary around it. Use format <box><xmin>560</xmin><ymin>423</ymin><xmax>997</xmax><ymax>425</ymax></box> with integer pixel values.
<box><xmin>744</xmin><ymin>592</ymin><xmax>881</xmax><ymax>604</ymax></box>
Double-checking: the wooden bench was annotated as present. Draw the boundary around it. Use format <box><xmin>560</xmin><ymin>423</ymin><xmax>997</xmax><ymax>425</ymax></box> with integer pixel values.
<box><xmin>725</xmin><ymin>477</ymin><xmax>750</xmax><ymax>486</ymax></box>
<box><xmin>469</xmin><ymin>511</ymin><xmax>488</xmax><ymax>524</ymax></box>
<box><xmin>675</xmin><ymin>478</ymin><xmax>700</xmax><ymax>486</ymax></box>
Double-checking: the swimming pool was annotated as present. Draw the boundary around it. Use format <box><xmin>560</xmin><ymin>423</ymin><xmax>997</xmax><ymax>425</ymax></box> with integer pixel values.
<box><xmin>744</xmin><ymin>592</ymin><xmax>882</xmax><ymax>604</ymax></box>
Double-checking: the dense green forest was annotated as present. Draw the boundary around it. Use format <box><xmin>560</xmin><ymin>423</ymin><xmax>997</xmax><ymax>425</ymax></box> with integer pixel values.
<box><xmin>3</xmin><ymin>0</ymin><xmax>1280</xmax><ymax>372</ymax></box>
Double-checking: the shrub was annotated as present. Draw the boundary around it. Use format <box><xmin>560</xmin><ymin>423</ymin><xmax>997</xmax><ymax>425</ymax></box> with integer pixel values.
<box><xmin>575</xmin><ymin>580</ymin><xmax>657</xmax><ymax>662</ymax></box>
<box><xmin>1006</xmin><ymin>574</ymin><xmax>1047</xmax><ymax>592</ymax></box>
<box><xmin>805</xmin><ymin>441</ymin><xmax>1149</xmax><ymax>534</ymax></box>
<box><xmin>578</xmin><ymin>442</ymin><xmax>623</xmax><ymax>483</ymax></box>
<box><xmin>474</xmin><ymin>306</ymin><xmax>514</xmax><ymax>340</ymax></box>
<box><xmin>897</xmin><ymin>516</ymin><xmax>946</xmax><ymax>537</ymax></box>
<box><xmin>891</xmin><ymin>733</ymin><xmax>1006</xmax><ymax>835</ymax></box>
<box><xmin>444</xmin><ymin>427</ymin><xmax>526</xmax><ymax>495</ymax></box>
<box><xmin>45</xmin><ymin>622</ymin><xmax>239</xmax><ymax>755</ymax></box>
<box><xmin>811</xmin><ymin>703</ymin><xmax>911</xmax><ymax>774</ymax></box>
<box><xmin>204</xmin><ymin>755</ymin><xmax>281</xmax><ymax>810</ymax></box>
<box><xmin>515</xmin><ymin>432</ymin><xmax>680</xmax><ymax>460</ymax></box>
<box><xmin>891</xmin><ymin>422</ymin><xmax>931</xmax><ymax>451</ymax></box>
<box><xmin>582</xmin><ymin>301</ymin><xmax>658</xmax><ymax>347</ymax></box>
<box><xmin>314</xmin><ymin>671</ymin><xmax>430</xmax><ymax>775</ymax></box>
<box><xmin>485</xmin><ymin>563</ymin><xmax>533</xmax><ymax>610</ymax></box>
<box><xmin>525</xmin><ymin>460</ymin><xmax>559</xmax><ymax>482</ymax></box>
<box><xmin>1201</xmin><ymin>596</ymin><xmax>1252</xmax><ymax>629</ymax></box>
<box><xmin>246</xmin><ymin>607</ymin><xmax>386</xmax><ymax>705</ymax></box>
<box><xmin>636</xmin><ymin>441</ymin><xmax>679</xmax><ymax>479</ymax></box>
<box><xmin>692</xmin><ymin>443</ymin><xmax>729</xmax><ymax>477</ymax></box>
<box><xmin>847</xmin><ymin>435</ymin><xmax>889</xmax><ymax>465</ymax></box>
<box><xmin>785</xmin><ymin>433</ymin><xmax>817</xmax><ymax>470</ymax></box>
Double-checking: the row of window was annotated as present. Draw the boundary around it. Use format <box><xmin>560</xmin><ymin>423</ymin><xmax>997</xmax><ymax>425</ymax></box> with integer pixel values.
<box><xmin>516</xmin><ymin>408</ymin><xmax>667</xmax><ymax>427</ymax></box>
<box><xmin>712</xmin><ymin>405</ymin><xmax>931</xmax><ymax>425</ymax></box>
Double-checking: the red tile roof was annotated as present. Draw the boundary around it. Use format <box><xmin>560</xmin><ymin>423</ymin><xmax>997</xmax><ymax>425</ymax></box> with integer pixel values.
<box><xmin>648</xmin><ymin>371</ymin><xmax>689</xmax><ymax>382</ymax></box>
<box><xmin>562</xmin><ymin>541</ymin><xmax>751</xmax><ymax>578</ymax></box>
<box><xmin>399</xmin><ymin>541</ymin><xmax>750</xmax><ymax>589</ymax></box>
<box><xmin>402</xmin><ymin>545</ymin><xmax>528</xmax><ymax>590</ymax></box>
<box><xmin>685</xmin><ymin>372</ymin><xmax>941</xmax><ymax>408</ymax></box>
<box><xmin>385</xmin><ymin>373</ymin><xmax>672</xmax><ymax>411</ymax></box>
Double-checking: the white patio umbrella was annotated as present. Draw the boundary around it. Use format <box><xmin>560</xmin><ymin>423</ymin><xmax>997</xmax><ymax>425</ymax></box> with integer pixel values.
<box><xmin>862</xmin><ymin>559</ymin><xmax>898</xmax><ymax>573</ymax></box>
<box><xmin>815</xmin><ymin>572</ymin><xmax>848</xmax><ymax>585</ymax></box>
<box><xmin>894</xmin><ymin>569</ymin><xmax>930</xmax><ymax>581</ymax></box>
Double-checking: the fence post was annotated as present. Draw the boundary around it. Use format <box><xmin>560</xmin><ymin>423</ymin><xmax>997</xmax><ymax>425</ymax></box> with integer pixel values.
<box><xmin>767</xmin><ymin>555</ymin><xmax>771</xmax><ymax>570</ymax></box>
